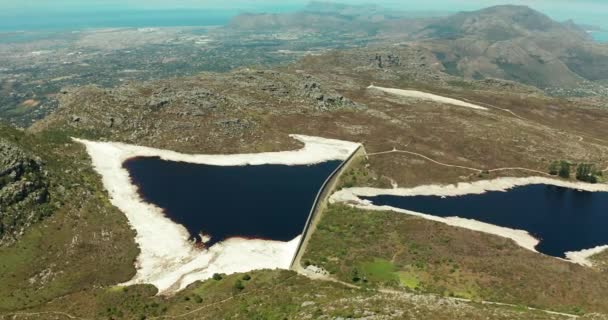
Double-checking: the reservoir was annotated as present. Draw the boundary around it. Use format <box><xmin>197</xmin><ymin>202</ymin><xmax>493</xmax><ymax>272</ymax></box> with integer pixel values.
<box><xmin>361</xmin><ymin>184</ymin><xmax>608</xmax><ymax>258</ymax></box>
<box><xmin>123</xmin><ymin>157</ymin><xmax>340</xmax><ymax>247</ymax></box>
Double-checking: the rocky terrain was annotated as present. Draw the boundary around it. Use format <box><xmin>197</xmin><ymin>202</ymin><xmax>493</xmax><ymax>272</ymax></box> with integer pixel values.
<box><xmin>30</xmin><ymin>42</ymin><xmax>608</xmax><ymax>187</ymax></box>
<box><xmin>2</xmin><ymin>2</ymin><xmax>608</xmax><ymax>319</ymax></box>
<box><xmin>230</xmin><ymin>4</ymin><xmax>608</xmax><ymax>96</ymax></box>
<box><xmin>417</xmin><ymin>5</ymin><xmax>608</xmax><ymax>92</ymax></box>
<box><xmin>3</xmin><ymin>3</ymin><xmax>608</xmax><ymax>128</ymax></box>
<box><xmin>31</xmin><ymin>69</ymin><xmax>364</xmax><ymax>154</ymax></box>
<box><xmin>0</xmin><ymin>138</ymin><xmax>49</xmax><ymax>246</ymax></box>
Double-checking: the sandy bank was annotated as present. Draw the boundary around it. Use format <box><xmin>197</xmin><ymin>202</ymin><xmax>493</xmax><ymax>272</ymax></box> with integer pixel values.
<box><xmin>76</xmin><ymin>134</ymin><xmax>360</xmax><ymax>167</ymax></box>
<box><xmin>368</xmin><ymin>85</ymin><xmax>488</xmax><ymax>110</ymax></box>
<box><xmin>331</xmin><ymin>177</ymin><xmax>608</xmax><ymax>266</ymax></box>
<box><xmin>75</xmin><ymin>135</ymin><xmax>359</xmax><ymax>294</ymax></box>
<box><xmin>565</xmin><ymin>245</ymin><xmax>608</xmax><ymax>267</ymax></box>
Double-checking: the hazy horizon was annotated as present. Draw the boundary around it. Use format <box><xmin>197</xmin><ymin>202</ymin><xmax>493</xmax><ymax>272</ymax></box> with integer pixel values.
<box><xmin>1</xmin><ymin>0</ymin><xmax>608</xmax><ymax>31</ymax></box>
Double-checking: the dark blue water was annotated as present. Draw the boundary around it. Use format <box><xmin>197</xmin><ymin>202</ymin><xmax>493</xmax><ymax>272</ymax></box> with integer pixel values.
<box><xmin>123</xmin><ymin>157</ymin><xmax>340</xmax><ymax>246</ymax></box>
<box><xmin>362</xmin><ymin>184</ymin><xmax>608</xmax><ymax>258</ymax></box>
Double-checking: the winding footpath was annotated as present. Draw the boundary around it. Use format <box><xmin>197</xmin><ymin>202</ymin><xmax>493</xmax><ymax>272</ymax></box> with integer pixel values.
<box><xmin>366</xmin><ymin>148</ymin><xmax>552</xmax><ymax>176</ymax></box>
<box><xmin>369</xmin><ymin>84</ymin><xmax>608</xmax><ymax>152</ymax></box>
<box><xmin>295</xmin><ymin>267</ymin><xmax>580</xmax><ymax>319</ymax></box>
<box><xmin>0</xmin><ymin>311</ymin><xmax>88</xmax><ymax>320</ymax></box>
<box><xmin>3</xmin><ymin>87</ymin><xmax>606</xmax><ymax>320</ymax></box>
<box><xmin>0</xmin><ymin>270</ymin><xmax>581</xmax><ymax>320</ymax></box>
<box><xmin>0</xmin><ymin>276</ymin><xmax>300</xmax><ymax>320</ymax></box>
<box><xmin>0</xmin><ymin>148</ymin><xmax>587</xmax><ymax>320</ymax></box>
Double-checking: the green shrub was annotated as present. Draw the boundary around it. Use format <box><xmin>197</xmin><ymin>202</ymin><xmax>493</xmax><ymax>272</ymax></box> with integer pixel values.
<box><xmin>233</xmin><ymin>280</ymin><xmax>245</xmax><ymax>291</ymax></box>
<box><xmin>576</xmin><ymin>164</ymin><xmax>598</xmax><ymax>183</ymax></box>
<box><xmin>548</xmin><ymin>161</ymin><xmax>559</xmax><ymax>175</ymax></box>
<box><xmin>558</xmin><ymin>161</ymin><xmax>571</xmax><ymax>178</ymax></box>
<box><xmin>351</xmin><ymin>268</ymin><xmax>361</xmax><ymax>282</ymax></box>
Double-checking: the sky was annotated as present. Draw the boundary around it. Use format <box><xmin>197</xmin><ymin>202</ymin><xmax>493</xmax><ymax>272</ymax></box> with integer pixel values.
<box><xmin>2</xmin><ymin>0</ymin><xmax>607</xmax><ymax>11</ymax></box>
<box><xmin>1</xmin><ymin>0</ymin><xmax>607</xmax><ymax>29</ymax></box>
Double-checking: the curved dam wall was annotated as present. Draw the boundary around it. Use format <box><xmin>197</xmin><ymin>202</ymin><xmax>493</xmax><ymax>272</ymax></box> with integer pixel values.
<box><xmin>290</xmin><ymin>145</ymin><xmax>366</xmax><ymax>269</ymax></box>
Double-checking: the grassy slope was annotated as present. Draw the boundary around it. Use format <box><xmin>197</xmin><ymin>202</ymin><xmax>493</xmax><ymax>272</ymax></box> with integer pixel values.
<box><xmin>0</xmin><ymin>124</ymin><xmax>139</xmax><ymax>311</ymax></box>
<box><xmin>5</xmin><ymin>270</ymin><xmax>594</xmax><ymax>320</ymax></box>
<box><xmin>0</xmin><ymin>123</ymin><xmax>599</xmax><ymax>319</ymax></box>
<box><xmin>1</xmin><ymin>49</ymin><xmax>608</xmax><ymax>317</ymax></box>
<box><xmin>591</xmin><ymin>250</ymin><xmax>608</xmax><ymax>273</ymax></box>
<box><xmin>303</xmin><ymin>204</ymin><xmax>608</xmax><ymax>315</ymax></box>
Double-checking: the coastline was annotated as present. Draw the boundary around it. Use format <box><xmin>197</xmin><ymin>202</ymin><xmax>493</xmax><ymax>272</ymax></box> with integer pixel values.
<box><xmin>75</xmin><ymin>135</ymin><xmax>359</xmax><ymax>294</ymax></box>
<box><xmin>331</xmin><ymin>176</ymin><xmax>608</xmax><ymax>266</ymax></box>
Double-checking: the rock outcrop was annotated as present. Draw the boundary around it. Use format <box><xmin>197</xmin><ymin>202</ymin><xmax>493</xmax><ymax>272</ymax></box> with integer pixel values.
<box><xmin>0</xmin><ymin>139</ymin><xmax>49</xmax><ymax>246</ymax></box>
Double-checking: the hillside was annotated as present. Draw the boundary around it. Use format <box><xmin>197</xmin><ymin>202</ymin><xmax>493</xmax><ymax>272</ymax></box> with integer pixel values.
<box><xmin>418</xmin><ymin>5</ymin><xmax>583</xmax><ymax>40</ymax></box>
<box><xmin>0</xmin><ymin>123</ymin><xmax>139</xmax><ymax>312</ymax></box>
<box><xmin>416</xmin><ymin>5</ymin><xmax>608</xmax><ymax>90</ymax></box>
<box><xmin>0</xmin><ymin>134</ymin><xmax>49</xmax><ymax>246</ymax></box>
<box><xmin>2</xmin><ymin>3</ymin><xmax>608</xmax><ymax>320</ymax></box>
<box><xmin>3</xmin><ymin>59</ymin><xmax>608</xmax><ymax>317</ymax></box>
<box><xmin>228</xmin><ymin>2</ymin><xmax>422</xmax><ymax>35</ymax></box>
<box><xmin>229</xmin><ymin>3</ymin><xmax>608</xmax><ymax>93</ymax></box>
<box><xmin>6</xmin><ymin>41</ymin><xmax>606</xmax><ymax>313</ymax></box>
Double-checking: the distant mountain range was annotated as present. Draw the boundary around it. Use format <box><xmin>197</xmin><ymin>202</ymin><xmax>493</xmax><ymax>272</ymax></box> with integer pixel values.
<box><xmin>416</xmin><ymin>5</ymin><xmax>608</xmax><ymax>88</ymax></box>
<box><xmin>228</xmin><ymin>1</ymin><xmax>433</xmax><ymax>35</ymax></box>
<box><xmin>229</xmin><ymin>3</ymin><xmax>608</xmax><ymax>90</ymax></box>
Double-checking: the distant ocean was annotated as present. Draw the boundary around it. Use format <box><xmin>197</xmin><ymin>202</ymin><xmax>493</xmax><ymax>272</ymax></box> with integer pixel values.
<box><xmin>0</xmin><ymin>9</ymin><xmax>239</xmax><ymax>32</ymax></box>
<box><xmin>591</xmin><ymin>31</ymin><xmax>608</xmax><ymax>43</ymax></box>
<box><xmin>2</xmin><ymin>6</ymin><xmax>608</xmax><ymax>46</ymax></box>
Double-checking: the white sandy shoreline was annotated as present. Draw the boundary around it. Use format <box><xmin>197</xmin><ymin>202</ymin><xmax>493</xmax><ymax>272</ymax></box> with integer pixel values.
<box><xmin>331</xmin><ymin>176</ymin><xmax>608</xmax><ymax>267</ymax></box>
<box><xmin>77</xmin><ymin>134</ymin><xmax>360</xmax><ymax>167</ymax></box>
<box><xmin>565</xmin><ymin>245</ymin><xmax>608</xmax><ymax>267</ymax></box>
<box><xmin>75</xmin><ymin>135</ymin><xmax>360</xmax><ymax>294</ymax></box>
<box><xmin>368</xmin><ymin>85</ymin><xmax>489</xmax><ymax>110</ymax></box>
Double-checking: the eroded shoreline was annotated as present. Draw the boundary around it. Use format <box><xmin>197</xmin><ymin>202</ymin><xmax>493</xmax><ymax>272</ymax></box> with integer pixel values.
<box><xmin>75</xmin><ymin>135</ymin><xmax>360</xmax><ymax>294</ymax></box>
<box><xmin>331</xmin><ymin>176</ymin><xmax>608</xmax><ymax>266</ymax></box>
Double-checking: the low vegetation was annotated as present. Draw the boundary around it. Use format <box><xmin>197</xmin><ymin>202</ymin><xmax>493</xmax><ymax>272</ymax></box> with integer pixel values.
<box><xmin>590</xmin><ymin>250</ymin><xmax>608</xmax><ymax>273</ymax></box>
<box><xmin>303</xmin><ymin>204</ymin><xmax>608</xmax><ymax>315</ymax></box>
<box><xmin>548</xmin><ymin>160</ymin><xmax>571</xmax><ymax>178</ymax></box>
<box><xmin>576</xmin><ymin>163</ymin><xmax>602</xmax><ymax>183</ymax></box>
<box><xmin>548</xmin><ymin>160</ymin><xmax>603</xmax><ymax>183</ymax></box>
<box><xmin>0</xmin><ymin>137</ymin><xmax>51</xmax><ymax>246</ymax></box>
<box><xmin>0</xmin><ymin>124</ymin><xmax>139</xmax><ymax>312</ymax></box>
<box><xmin>1</xmin><ymin>7</ymin><xmax>608</xmax><ymax>317</ymax></box>
<box><xmin>3</xmin><ymin>270</ymin><xmax>596</xmax><ymax>320</ymax></box>
<box><xmin>337</xmin><ymin>155</ymin><xmax>387</xmax><ymax>189</ymax></box>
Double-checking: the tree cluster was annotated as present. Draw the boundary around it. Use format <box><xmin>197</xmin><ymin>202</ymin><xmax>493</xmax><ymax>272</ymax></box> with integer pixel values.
<box><xmin>576</xmin><ymin>163</ymin><xmax>599</xmax><ymax>183</ymax></box>
<box><xmin>548</xmin><ymin>160</ymin><xmax>571</xmax><ymax>178</ymax></box>
<box><xmin>548</xmin><ymin>161</ymin><xmax>602</xmax><ymax>184</ymax></box>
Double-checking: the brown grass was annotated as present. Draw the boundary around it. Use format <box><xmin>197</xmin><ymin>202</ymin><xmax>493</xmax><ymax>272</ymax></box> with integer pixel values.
<box><xmin>304</xmin><ymin>204</ymin><xmax>608</xmax><ymax>315</ymax></box>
